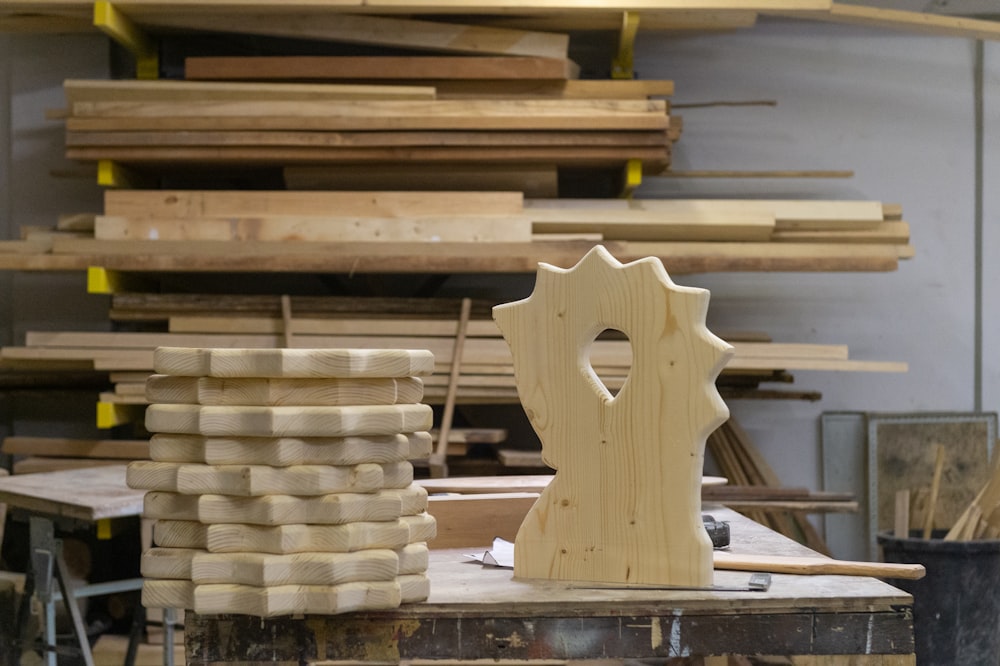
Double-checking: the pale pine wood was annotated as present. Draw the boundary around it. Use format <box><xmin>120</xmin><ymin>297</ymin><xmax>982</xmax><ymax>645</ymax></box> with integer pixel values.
<box><xmin>144</xmin><ymin>403</ymin><xmax>433</xmax><ymax>437</ymax></box>
<box><xmin>133</xmin><ymin>461</ymin><xmax>387</xmax><ymax>496</ymax></box>
<box><xmin>893</xmin><ymin>489</ymin><xmax>910</xmax><ymax>538</ymax></box>
<box><xmin>771</xmin><ymin>2</ymin><xmax>1000</xmax><ymax>41</ymax></box>
<box><xmin>492</xmin><ymin>245</ymin><xmax>732</xmax><ymax>586</ymax></box>
<box><xmin>94</xmin><ymin>214</ymin><xmax>533</xmax><ymax>243</ymax></box>
<box><xmin>143</xmin><ymin>487</ymin><xmax>425</xmax><ymax>524</ymax></box>
<box><xmin>148</xmin><ymin>432</ymin><xmax>430</xmax><ymax>465</ymax></box>
<box><xmin>397</xmin><ymin>543</ymin><xmax>429</xmax><ymax>574</ymax></box>
<box><xmin>104</xmin><ymin>189</ymin><xmax>523</xmax><ymax>219</ymax></box>
<box><xmin>401</xmin><ymin>512</ymin><xmax>438</xmax><ymax>543</ymax></box>
<box><xmin>192</xmin><ymin>580</ymin><xmax>401</xmax><ymax>617</ymax></box>
<box><xmin>63</xmin><ymin>78</ymin><xmax>435</xmax><ymax>103</ymax></box>
<box><xmin>712</xmin><ymin>551</ymin><xmax>924</xmax><ymax>579</ymax></box>
<box><xmin>142</xmin><ymin>579</ymin><xmax>194</xmax><ymax>610</ymax></box>
<box><xmin>1</xmin><ymin>435</ymin><xmax>149</xmax><ymax>459</ymax></box>
<box><xmin>153</xmin><ymin>520</ymin><xmax>209</xmax><ymax>549</ymax></box>
<box><xmin>152</xmin><ymin>346</ymin><xmax>435</xmax><ymax>378</ymax></box>
<box><xmin>139</xmin><ymin>12</ymin><xmax>570</xmax><ymax>59</ymax></box>
<box><xmin>205</xmin><ymin>520</ymin><xmax>412</xmax><ymax>554</ymax></box>
<box><xmin>427</xmin><ymin>493</ymin><xmax>540</xmax><ymax>548</ymax></box>
<box><xmin>530</xmin><ymin>210</ymin><xmax>776</xmax><ymax>242</ymax></box>
<box><xmin>184</xmin><ymin>55</ymin><xmax>579</xmax><ymax>81</ymax></box>
<box><xmin>141</xmin><ymin>547</ymin><xmax>201</xmax><ymax>579</ymax></box>
<box><xmin>144</xmin><ymin>374</ymin><xmax>424</xmax><ymax>406</ymax></box>
<box><xmin>190</xmin><ymin>549</ymin><xmax>400</xmax><ymax>586</ymax></box>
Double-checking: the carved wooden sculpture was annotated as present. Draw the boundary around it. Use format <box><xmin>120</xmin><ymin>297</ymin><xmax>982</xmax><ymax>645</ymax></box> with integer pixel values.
<box><xmin>493</xmin><ymin>245</ymin><xmax>732</xmax><ymax>586</ymax></box>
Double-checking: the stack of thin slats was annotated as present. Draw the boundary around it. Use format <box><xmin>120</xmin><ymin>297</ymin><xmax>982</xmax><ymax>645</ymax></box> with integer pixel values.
<box><xmin>127</xmin><ymin>346</ymin><xmax>437</xmax><ymax>616</ymax></box>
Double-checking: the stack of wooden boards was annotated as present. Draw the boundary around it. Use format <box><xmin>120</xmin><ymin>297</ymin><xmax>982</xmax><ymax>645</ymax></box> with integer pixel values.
<box><xmin>0</xmin><ymin>316</ymin><xmax>908</xmax><ymax>411</ymax></box>
<box><xmin>61</xmin><ymin>75</ymin><xmax>675</xmax><ymax>173</ymax></box>
<box><xmin>5</xmin><ymin>189</ymin><xmax>913</xmax><ymax>273</ymax></box>
<box><xmin>126</xmin><ymin>346</ymin><xmax>438</xmax><ymax>616</ymax></box>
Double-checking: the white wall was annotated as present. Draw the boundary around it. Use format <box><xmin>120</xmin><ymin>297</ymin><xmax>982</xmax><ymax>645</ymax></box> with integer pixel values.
<box><xmin>635</xmin><ymin>21</ymin><xmax>997</xmax><ymax>554</ymax></box>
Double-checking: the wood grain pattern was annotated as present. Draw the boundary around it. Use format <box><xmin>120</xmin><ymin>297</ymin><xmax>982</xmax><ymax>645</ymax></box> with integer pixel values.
<box><xmin>185</xmin><ymin>56</ymin><xmax>579</xmax><ymax>81</ymax></box>
<box><xmin>105</xmin><ymin>190</ymin><xmax>523</xmax><ymax>219</ymax></box>
<box><xmin>143</xmin><ymin>486</ymin><xmax>426</xmax><ymax>524</ymax></box>
<box><xmin>190</xmin><ymin>549</ymin><xmax>400</xmax><ymax>586</ymax></box>
<box><xmin>141</xmin><ymin>547</ymin><xmax>201</xmax><ymax>579</ymax></box>
<box><xmin>152</xmin><ymin>346</ymin><xmax>435</xmax><ymax>378</ymax></box>
<box><xmin>153</xmin><ymin>520</ymin><xmax>208</xmax><ymax>549</ymax></box>
<box><xmin>192</xmin><ymin>580</ymin><xmax>402</xmax><ymax>616</ymax></box>
<box><xmin>129</xmin><ymin>460</ymin><xmax>414</xmax><ymax>496</ymax></box>
<box><xmin>148</xmin><ymin>432</ymin><xmax>430</xmax><ymax>465</ymax></box>
<box><xmin>204</xmin><ymin>520</ymin><xmax>412</xmax><ymax>554</ymax></box>
<box><xmin>144</xmin><ymin>403</ymin><xmax>433</xmax><ymax>437</ymax></box>
<box><xmin>493</xmin><ymin>245</ymin><xmax>732</xmax><ymax>586</ymax></box>
<box><xmin>142</xmin><ymin>579</ymin><xmax>195</xmax><ymax>610</ymax></box>
<box><xmin>94</xmin><ymin>214</ymin><xmax>533</xmax><ymax>244</ymax></box>
<box><xmin>145</xmin><ymin>375</ymin><xmax>424</xmax><ymax>406</ymax></box>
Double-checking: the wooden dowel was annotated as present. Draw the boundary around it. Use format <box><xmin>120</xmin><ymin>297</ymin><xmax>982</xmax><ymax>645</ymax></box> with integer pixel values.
<box><xmin>428</xmin><ymin>297</ymin><xmax>472</xmax><ymax>478</ymax></box>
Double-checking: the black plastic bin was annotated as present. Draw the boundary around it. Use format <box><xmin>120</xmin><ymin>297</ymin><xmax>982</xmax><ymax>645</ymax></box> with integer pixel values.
<box><xmin>879</xmin><ymin>530</ymin><xmax>1000</xmax><ymax>665</ymax></box>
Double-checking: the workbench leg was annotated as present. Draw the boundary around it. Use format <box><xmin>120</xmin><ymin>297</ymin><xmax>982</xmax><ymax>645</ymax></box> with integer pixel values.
<box><xmin>163</xmin><ymin>607</ymin><xmax>176</xmax><ymax>666</ymax></box>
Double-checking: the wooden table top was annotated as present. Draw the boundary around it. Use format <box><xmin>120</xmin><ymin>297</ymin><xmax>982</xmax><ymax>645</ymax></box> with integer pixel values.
<box><xmin>0</xmin><ymin>464</ymin><xmax>144</xmax><ymax>522</ymax></box>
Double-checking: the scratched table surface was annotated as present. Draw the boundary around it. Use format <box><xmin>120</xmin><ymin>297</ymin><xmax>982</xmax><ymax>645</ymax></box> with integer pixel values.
<box><xmin>0</xmin><ymin>464</ymin><xmax>143</xmax><ymax>522</ymax></box>
<box><xmin>186</xmin><ymin>508</ymin><xmax>914</xmax><ymax>662</ymax></box>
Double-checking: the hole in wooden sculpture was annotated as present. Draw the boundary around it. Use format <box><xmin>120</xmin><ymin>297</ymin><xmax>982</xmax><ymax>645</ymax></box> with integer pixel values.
<box><xmin>587</xmin><ymin>327</ymin><xmax>633</xmax><ymax>398</ymax></box>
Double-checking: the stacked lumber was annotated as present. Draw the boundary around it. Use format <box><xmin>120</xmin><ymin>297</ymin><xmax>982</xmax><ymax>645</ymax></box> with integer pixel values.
<box><xmin>707</xmin><ymin>418</ymin><xmax>832</xmax><ymax>554</ymax></box>
<box><xmin>0</xmin><ymin>322</ymin><xmax>907</xmax><ymax>410</ymax></box>
<box><xmin>127</xmin><ymin>347</ymin><xmax>437</xmax><ymax>616</ymax></box>
<box><xmin>61</xmin><ymin>79</ymin><xmax>674</xmax><ymax>173</ymax></box>
<box><xmin>0</xmin><ymin>191</ymin><xmax>911</xmax><ymax>273</ymax></box>
<box><xmin>945</xmin><ymin>455</ymin><xmax>1000</xmax><ymax>541</ymax></box>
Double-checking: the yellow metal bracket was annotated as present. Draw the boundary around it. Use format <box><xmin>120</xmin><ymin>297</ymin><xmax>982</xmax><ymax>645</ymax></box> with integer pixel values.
<box><xmin>96</xmin><ymin>401</ymin><xmax>139</xmax><ymax>429</ymax></box>
<box><xmin>88</xmin><ymin>266</ymin><xmax>157</xmax><ymax>294</ymax></box>
<box><xmin>97</xmin><ymin>160</ymin><xmax>154</xmax><ymax>189</ymax></box>
<box><xmin>93</xmin><ymin>1</ymin><xmax>158</xmax><ymax>80</ymax></box>
<box><xmin>620</xmin><ymin>159</ymin><xmax>643</xmax><ymax>199</ymax></box>
<box><xmin>611</xmin><ymin>11</ymin><xmax>639</xmax><ymax>80</ymax></box>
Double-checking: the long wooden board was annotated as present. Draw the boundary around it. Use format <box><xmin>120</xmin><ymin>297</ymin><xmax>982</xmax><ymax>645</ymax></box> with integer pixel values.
<box><xmin>1</xmin><ymin>436</ymin><xmax>149</xmax><ymax>459</ymax></box>
<box><xmin>94</xmin><ymin>214</ymin><xmax>533</xmax><ymax>243</ymax></box>
<box><xmin>138</xmin><ymin>12</ymin><xmax>570</xmax><ymax>59</ymax></box>
<box><xmin>63</xmin><ymin>78</ymin><xmax>435</xmax><ymax>103</ymax></box>
<box><xmin>202</xmin><ymin>518</ymin><xmax>423</xmax><ymax>553</ymax></box>
<box><xmin>148</xmin><ymin>432</ymin><xmax>431</xmax><ymax>466</ymax></box>
<box><xmin>190</xmin><ymin>549</ymin><xmax>400</xmax><ymax>585</ymax></box>
<box><xmin>104</xmin><ymin>190</ymin><xmax>524</xmax><ymax>219</ymax></box>
<box><xmin>185</xmin><ymin>56</ymin><xmax>580</xmax><ymax>81</ymax></box>
<box><xmin>144</xmin><ymin>375</ymin><xmax>424</xmax><ymax>406</ymax></box>
<box><xmin>192</xmin><ymin>580</ymin><xmax>403</xmax><ymax>616</ymax></box>
<box><xmin>68</xmin><ymin>130</ymin><xmax>667</xmax><ymax>148</ymax></box>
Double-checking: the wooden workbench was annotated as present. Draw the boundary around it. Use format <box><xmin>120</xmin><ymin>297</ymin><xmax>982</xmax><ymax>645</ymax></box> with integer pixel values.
<box><xmin>185</xmin><ymin>508</ymin><xmax>915</xmax><ymax>663</ymax></box>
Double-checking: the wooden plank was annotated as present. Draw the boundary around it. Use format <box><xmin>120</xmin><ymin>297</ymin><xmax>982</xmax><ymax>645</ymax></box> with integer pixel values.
<box><xmin>144</xmin><ymin>375</ymin><xmax>424</xmax><ymax>406</ymax></box>
<box><xmin>167</xmin><ymin>315</ymin><xmax>503</xmax><ymax>337</ymax></box>
<box><xmin>531</xmin><ymin>210</ymin><xmax>776</xmax><ymax>242</ymax></box>
<box><xmin>148</xmin><ymin>432</ymin><xmax>430</xmax><ymax>466</ymax></box>
<box><xmin>141</xmin><ymin>579</ymin><xmax>194</xmax><ymax>610</ymax></box>
<box><xmin>185</xmin><ymin>56</ymin><xmax>579</xmax><ymax>81</ymax></box>
<box><xmin>190</xmin><ymin>549</ymin><xmax>400</xmax><ymax>585</ymax></box>
<box><xmin>427</xmin><ymin>493</ymin><xmax>540</xmax><ymax>548</ymax></box>
<box><xmin>39</xmin><ymin>238</ymin><xmax>901</xmax><ymax>275</ymax></box>
<box><xmin>66</xmin><ymin>99</ymin><xmax>669</xmax><ymax>131</ymax></box>
<box><xmin>64</xmin><ymin>145</ymin><xmax>669</xmax><ymax>166</ymax></box>
<box><xmin>492</xmin><ymin>245</ymin><xmax>733</xmax><ymax>586</ymax></box>
<box><xmin>0</xmin><ymin>464</ymin><xmax>142</xmax><ymax>522</ymax></box>
<box><xmin>138</xmin><ymin>13</ymin><xmax>570</xmax><ymax>59</ymax></box>
<box><xmin>144</xmin><ymin>404</ymin><xmax>433</xmax><ymax>438</ymax></box>
<box><xmin>144</xmin><ymin>487</ymin><xmax>426</xmax><ymax>524</ymax></box>
<box><xmin>1</xmin><ymin>436</ymin><xmax>149</xmax><ymax>459</ymax></box>
<box><xmin>192</xmin><ymin>580</ymin><xmax>402</xmax><ymax>616</ymax></box>
<box><xmin>68</xmin><ymin>130</ymin><xmax>667</xmax><ymax>149</ymax></box>
<box><xmin>63</xmin><ymin>78</ymin><xmax>436</xmax><ymax>104</ymax></box>
<box><xmin>94</xmin><ymin>214</ymin><xmax>533</xmax><ymax>243</ymax></box>
<box><xmin>152</xmin><ymin>346</ymin><xmax>435</xmax><ymax>378</ymax></box>
<box><xmin>526</xmin><ymin>198</ymin><xmax>887</xmax><ymax>227</ymax></box>
<box><xmin>104</xmin><ymin>190</ymin><xmax>523</xmax><ymax>219</ymax></box>
<box><xmin>712</xmin><ymin>551</ymin><xmax>924</xmax><ymax>579</ymax></box>
<box><xmin>141</xmin><ymin>547</ymin><xmax>200</xmax><ymax>580</ymax></box>
<box><xmin>203</xmin><ymin>519</ymin><xmax>417</xmax><ymax>553</ymax></box>
<box><xmin>770</xmin><ymin>2</ymin><xmax>1000</xmax><ymax>42</ymax></box>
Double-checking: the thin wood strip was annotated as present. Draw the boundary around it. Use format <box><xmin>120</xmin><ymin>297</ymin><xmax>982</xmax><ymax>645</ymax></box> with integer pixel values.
<box><xmin>429</xmin><ymin>298</ymin><xmax>471</xmax><ymax>477</ymax></box>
